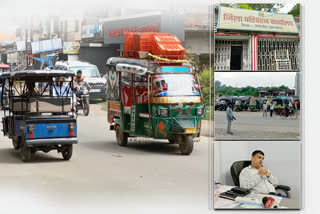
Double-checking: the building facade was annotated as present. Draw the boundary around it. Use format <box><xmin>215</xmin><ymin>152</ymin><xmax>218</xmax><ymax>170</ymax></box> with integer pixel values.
<box><xmin>215</xmin><ymin>6</ymin><xmax>300</xmax><ymax>71</ymax></box>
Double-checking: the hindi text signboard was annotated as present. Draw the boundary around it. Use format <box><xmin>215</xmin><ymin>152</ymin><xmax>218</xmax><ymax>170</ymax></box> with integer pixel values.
<box><xmin>217</xmin><ymin>6</ymin><xmax>299</xmax><ymax>34</ymax></box>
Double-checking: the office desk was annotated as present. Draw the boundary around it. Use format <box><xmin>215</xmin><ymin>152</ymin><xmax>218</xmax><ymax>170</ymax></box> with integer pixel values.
<box><xmin>214</xmin><ymin>185</ymin><xmax>300</xmax><ymax>209</ymax></box>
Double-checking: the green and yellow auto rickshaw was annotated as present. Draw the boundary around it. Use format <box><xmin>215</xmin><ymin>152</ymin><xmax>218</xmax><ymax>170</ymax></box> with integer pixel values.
<box><xmin>106</xmin><ymin>57</ymin><xmax>205</xmax><ymax>155</ymax></box>
<box><xmin>249</xmin><ymin>98</ymin><xmax>262</xmax><ymax>111</ymax></box>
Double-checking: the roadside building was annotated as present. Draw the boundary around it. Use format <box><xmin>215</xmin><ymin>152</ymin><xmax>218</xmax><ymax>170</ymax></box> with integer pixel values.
<box><xmin>214</xmin><ymin>6</ymin><xmax>300</xmax><ymax>71</ymax></box>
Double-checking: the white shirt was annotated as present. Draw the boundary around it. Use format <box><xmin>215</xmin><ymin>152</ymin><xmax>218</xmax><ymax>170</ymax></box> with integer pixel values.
<box><xmin>262</xmin><ymin>104</ymin><xmax>267</xmax><ymax>111</ymax></box>
<box><xmin>270</xmin><ymin>104</ymin><xmax>274</xmax><ymax>110</ymax></box>
<box><xmin>239</xmin><ymin>165</ymin><xmax>279</xmax><ymax>194</ymax></box>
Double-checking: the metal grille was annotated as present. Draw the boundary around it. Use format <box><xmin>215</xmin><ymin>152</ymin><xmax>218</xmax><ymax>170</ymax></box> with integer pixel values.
<box><xmin>215</xmin><ymin>40</ymin><xmax>243</xmax><ymax>70</ymax></box>
<box><xmin>258</xmin><ymin>38</ymin><xmax>300</xmax><ymax>71</ymax></box>
<box><xmin>172</xmin><ymin>114</ymin><xmax>195</xmax><ymax>132</ymax></box>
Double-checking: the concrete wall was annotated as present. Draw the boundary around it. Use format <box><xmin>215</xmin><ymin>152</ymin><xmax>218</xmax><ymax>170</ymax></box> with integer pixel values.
<box><xmin>183</xmin><ymin>31</ymin><xmax>209</xmax><ymax>54</ymax></box>
<box><xmin>214</xmin><ymin>141</ymin><xmax>301</xmax><ymax>200</ymax></box>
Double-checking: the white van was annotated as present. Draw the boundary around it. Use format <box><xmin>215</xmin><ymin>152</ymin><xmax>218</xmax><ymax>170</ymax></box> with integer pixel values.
<box><xmin>55</xmin><ymin>61</ymin><xmax>107</xmax><ymax>101</ymax></box>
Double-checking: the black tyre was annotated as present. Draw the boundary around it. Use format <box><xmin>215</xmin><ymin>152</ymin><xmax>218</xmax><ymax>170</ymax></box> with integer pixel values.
<box><xmin>83</xmin><ymin>98</ymin><xmax>90</xmax><ymax>116</ymax></box>
<box><xmin>280</xmin><ymin>112</ymin><xmax>287</xmax><ymax>119</ymax></box>
<box><xmin>179</xmin><ymin>135</ymin><xmax>194</xmax><ymax>155</ymax></box>
<box><xmin>12</xmin><ymin>137</ymin><xmax>21</xmax><ymax>150</ymax></box>
<box><xmin>62</xmin><ymin>145</ymin><xmax>73</xmax><ymax>160</ymax></box>
<box><xmin>20</xmin><ymin>138</ymin><xmax>32</xmax><ymax>162</ymax></box>
<box><xmin>168</xmin><ymin>139</ymin><xmax>175</xmax><ymax>144</ymax></box>
<box><xmin>290</xmin><ymin>112</ymin><xmax>298</xmax><ymax>119</ymax></box>
<box><xmin>116</xmin><ymin>125</ymin><xmax>128</xmax><ymax>146</ymax></box>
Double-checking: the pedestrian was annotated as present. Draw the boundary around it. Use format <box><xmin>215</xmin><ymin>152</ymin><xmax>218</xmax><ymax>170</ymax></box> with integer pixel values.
<box><xmin>226</xmin><ymin>103</ymin><xmax>236</xmax><ymax>134</ymax></box>
<box><xmin>294</xmin><ymin>100</ymin><xmax>298</xmax><ymax>111</ymax></box>
<box><xmin>270</xmin><ymin>102</ymin><xmax>274</xmax><ymax>117</ymax></box>
<box><xmin>262</xmin><ymin>102</ymin><xmax>267</xmax><ymax>118</ymax></box>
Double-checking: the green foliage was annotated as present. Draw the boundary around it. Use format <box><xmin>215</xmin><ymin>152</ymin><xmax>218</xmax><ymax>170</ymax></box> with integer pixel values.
<box><xmin>198</xmin><ymin>68</ymin><xmax>214</xmax><ymax>105</ymax></box>
<box><xmin>288</xmin><ymin>4</ymin><xmax>300</xmax><ymax>17</ymax></box>
<box><xmin>215</xmin><ymin>82</ymin><xmax>290</xmax><ymax>97</ymax></box>
<box><xmin>236</xmin><ymin>3</ymin><xmax>284</xmax><ymax>12</ymax></box>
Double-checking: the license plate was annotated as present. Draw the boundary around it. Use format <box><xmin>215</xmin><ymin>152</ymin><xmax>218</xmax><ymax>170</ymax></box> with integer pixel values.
<box><xmin>90</xmin><ymin>89</ymin><xmax>100</xmax><ymax>93</ymax></box>
<box><xmin>185</xmin><ymin>128</ymin><xmax>197</xmax><ymax>134</ymax></box>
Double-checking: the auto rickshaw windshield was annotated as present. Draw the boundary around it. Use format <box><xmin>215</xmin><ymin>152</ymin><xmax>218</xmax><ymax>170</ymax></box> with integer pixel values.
<box><xmin>152</xmin><ymin>74</ymin><xmax>200</xmax><ymax>97</ymax></box>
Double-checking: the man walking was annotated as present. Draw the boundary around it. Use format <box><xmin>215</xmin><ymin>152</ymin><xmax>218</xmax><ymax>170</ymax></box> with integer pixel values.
<box><xmin>262</xmin><ymin>102</ymin><xmax>267</xmax><ymax>118</ymax></box>
<box><xmin>270</xmin><ymin>102</ymin><xmax>274</xmax><ymax>117</ymax></box>
<box><xmin>226</xmin><ymin>103</ymin><xmax>236</xmax><ymax>134</ymax></box>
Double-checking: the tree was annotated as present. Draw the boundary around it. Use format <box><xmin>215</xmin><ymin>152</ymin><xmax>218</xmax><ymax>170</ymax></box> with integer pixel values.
<box><xmin>198</xmin><ymin>68</ymin><xmax>214</xmax><ymax>105</ymax></box>
<box><xmin>235</xmin><ymin>3</ymin><xmax>284</xmax><ymax>12</ymax></box>
<box><xmin>214</xmin><ymin>80</ymin><xmax>222</xmax><ymax>90</ymax></box>
<box><xmin>288</xmin><ymin>4</ymin><xmax>300</xmax><ymax>17</ymax></box>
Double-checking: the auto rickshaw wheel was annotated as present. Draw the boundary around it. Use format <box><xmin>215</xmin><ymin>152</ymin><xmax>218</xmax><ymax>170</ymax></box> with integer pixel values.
<box><xmin>179</xmin><ymin>135</ymin><xmax>193</xmax><ymax>155</ymax></box>
<box><xmin>116</xmin><ymin>125</ymin><xmax>128</xmax><ymax>146</ymax></box>
<box><xmin>62</xmin><ymin>145</ymin><xmax>73</xmax><ymax>160</ymax></box>
<box><xmin>168</xmin><ymin>139</ymin><xmax>175</xmax><ymax>144</ymax></box>
<box><xmin>20</xmin><ymin>139</ymin><xmax>32</xmax><ymax>162</ymax></box>
<box><xmin>12</xmin><ymin>137</ymin><xmax>21</xmax><ymax>150</ymax></box>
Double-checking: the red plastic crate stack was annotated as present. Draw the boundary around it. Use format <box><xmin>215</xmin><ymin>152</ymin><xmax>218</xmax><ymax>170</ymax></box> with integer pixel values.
<box><xmin>124</xmin><ymin>33</ymin><xmax>134</xmax><ymax>57</ymax></box>
<box><xmin>151</xmin><ymin>35</ymin><xmax>185</xmax><ymax>61</ymax></box>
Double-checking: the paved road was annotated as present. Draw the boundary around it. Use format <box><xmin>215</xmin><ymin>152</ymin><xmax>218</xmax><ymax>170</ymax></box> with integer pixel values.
<box><xmin>215</xmin><ymin>110</ymin><xmax>300</xmax><ymax>140</ymax></box>
<box><xmin>0</xmin><ymin>105</ymin><xmax>210</xmax><ymax>213</ymax></box>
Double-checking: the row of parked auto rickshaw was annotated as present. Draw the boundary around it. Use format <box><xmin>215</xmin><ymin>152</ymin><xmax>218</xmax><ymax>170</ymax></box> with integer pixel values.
<box><xmin>215</xmin><ymin>96</ymin><xmax>300</xmax><ymax>113</ymax></box>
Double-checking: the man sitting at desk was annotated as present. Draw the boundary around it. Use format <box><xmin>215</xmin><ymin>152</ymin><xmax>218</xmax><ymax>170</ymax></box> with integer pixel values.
<box><xmin>239</xmin><ymin>150</ymin><xmax>279</xmax><ymax>194</ymax></box>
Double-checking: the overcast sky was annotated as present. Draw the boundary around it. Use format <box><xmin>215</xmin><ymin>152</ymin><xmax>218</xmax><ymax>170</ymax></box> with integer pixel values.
<box><xmin>0</xmin><ymin>0</ymin><xmax>295</xmax><ymax>34</ymax></box>
<box><xmin>215</xmin><ymin>72</ymin><xmax>297</xmax><ymax>89</ymax></box>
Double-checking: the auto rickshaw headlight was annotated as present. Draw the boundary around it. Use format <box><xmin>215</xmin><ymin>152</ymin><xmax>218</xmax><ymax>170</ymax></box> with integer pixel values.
<box><xmin>160</xmin><ymin>109</ymin><xmax>169</xmax><ymax>117</ymax></box>
<box><xmin>197</xmin><ymin>107</ymin><xmax>204</xmax><ymax>116</ymax></box>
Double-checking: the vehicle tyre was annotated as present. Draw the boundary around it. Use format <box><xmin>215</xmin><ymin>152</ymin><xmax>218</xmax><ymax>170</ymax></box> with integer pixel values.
<box><xmin>291</xmin><ymin>112</ymin><xmax>298</xmax><ymax>119</ymax></box>
<box><xmin>20</xmin><ymin>138</ymin><xmax>32</xmax><ymax>162</ymax></box>
<box><xmin>250</xmin><ymin>108</ymin><xmax>253</xmax><ymax>112</ymax></box>
<box><xmin>116</xmin><ymin>125</ymin><xmax>128</xmax><ymax>147</ymax></box>
<box><xmin>62</xmin><ymin>145</ymin><xmax>73</xmax><ymax>160</ymax></box>
<box><xmin>235</xmin><ymin>108</ymin><xmax>239</xmax><ymax>112</ymax></box>
<box><xmin>83</xmin><ymin>98</ymin><xmax>90</xmax><ymax>116</ymax></box>
<box><xmin>179</xmin><ymin>135</ymin><xmax>193</xmax><ymax>155</ymax></box>
<box><xmin>168</xmin><ymin>139</ymin><xmax>175</xmax><ymax>144</ymax></box>
<box><xmin>280</xmin><ymin>111</ymin><xmax>287</xmax><ymax>119</ymax></box>
<box><xmin>12</xmin><ymin>137</ymin><xmax>21</xmax><ymax>150</ymax></box>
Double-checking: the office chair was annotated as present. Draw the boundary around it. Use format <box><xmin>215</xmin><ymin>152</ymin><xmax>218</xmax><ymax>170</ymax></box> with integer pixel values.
<box><xmin>230</xmin><ymin>160</ymin><xmax>291</xmax><ymax>198</ymax></box>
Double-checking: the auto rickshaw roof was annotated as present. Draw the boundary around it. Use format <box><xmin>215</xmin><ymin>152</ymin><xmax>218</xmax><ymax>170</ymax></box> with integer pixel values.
<box><xmin>1</xmin><ymin>70</ymin><xmax>75</xmax><ymax>79</ymax></box>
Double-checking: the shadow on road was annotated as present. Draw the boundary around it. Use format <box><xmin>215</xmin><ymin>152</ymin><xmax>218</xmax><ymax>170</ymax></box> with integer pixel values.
<box><xmin>81</xmin><ymin>139</ymin><xmax>182</xmax><ymax>155</ymax></box>
<box><xmin>0</xmin><ymin>148</ymin><xmax>69</xmax><ymax>164</ymax></box>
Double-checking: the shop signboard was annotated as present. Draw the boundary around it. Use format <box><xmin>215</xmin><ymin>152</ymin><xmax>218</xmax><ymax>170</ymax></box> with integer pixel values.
<box><xmin>81</xmin><ymin>25</ymin><xmax>103</xmax><ymax>39</ymax></box>
<box><xmin>63</xmin><ymin>42</ymin><xmax>80</xmax><ymax>54</ymax></box>
<box><xmin>217</xmin><ymin>6</ymin><xmax>299</xmax><ymax>34</ymax></box>
<box><xmin>31</xmin><ymin>38</ymin><xmax>63</xmax><ymax>54</ymax></box>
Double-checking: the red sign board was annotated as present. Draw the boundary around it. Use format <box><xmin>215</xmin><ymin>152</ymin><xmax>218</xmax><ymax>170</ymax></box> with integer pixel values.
<box><xmin>108</xmin><ymin>24</ymin><xmax>158</xmax><ymax>37</ymax></box>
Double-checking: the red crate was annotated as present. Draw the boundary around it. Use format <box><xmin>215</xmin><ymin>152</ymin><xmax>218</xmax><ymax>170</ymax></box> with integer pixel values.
<box><xmin>153</xmin><ymin>35</ymin><xmax>181</xmax><ymax>44</ymax></box>
<box><xmin>151</xmin><ymin>43</ymin><xmax>185</xmax><ymax>60</ymax></box>
<box><xmin>124</xmin><ymin>33</ymin><xmax>134</xmax><ymax>56</ymax></box>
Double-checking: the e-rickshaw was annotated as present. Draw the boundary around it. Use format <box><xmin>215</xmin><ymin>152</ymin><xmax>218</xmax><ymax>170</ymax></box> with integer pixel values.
<box><xmin>0</xmin><ymin>70</ymin><xmax>77</xmax><ymax>162</ymax></box>
<box><xmin>106</xmin><ymin>57</ymin><xmax>205</xmax><ymax>155</ymax></box>
<box><xmin>249</xmin><ymin>98</ymin><xmax>261</xmax><ymax>111</ymax></box>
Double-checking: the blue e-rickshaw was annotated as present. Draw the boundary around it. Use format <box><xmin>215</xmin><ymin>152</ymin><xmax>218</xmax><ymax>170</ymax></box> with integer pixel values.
<box><xmin>1</xmin><ymin>70</ymin><xmax>77</xmax><ymax>162</ymax></box>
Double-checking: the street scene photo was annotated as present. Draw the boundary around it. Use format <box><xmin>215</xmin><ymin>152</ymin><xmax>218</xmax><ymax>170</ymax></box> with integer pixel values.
<box><xmin>0</xmin><ymin>0</ymin><xmax>214</xmax><ymax>211</ymax></box>
<box><xmin>214</xmin><ymin>72</ymin><xmax>300</xmax><ymax>140</ymax></box>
